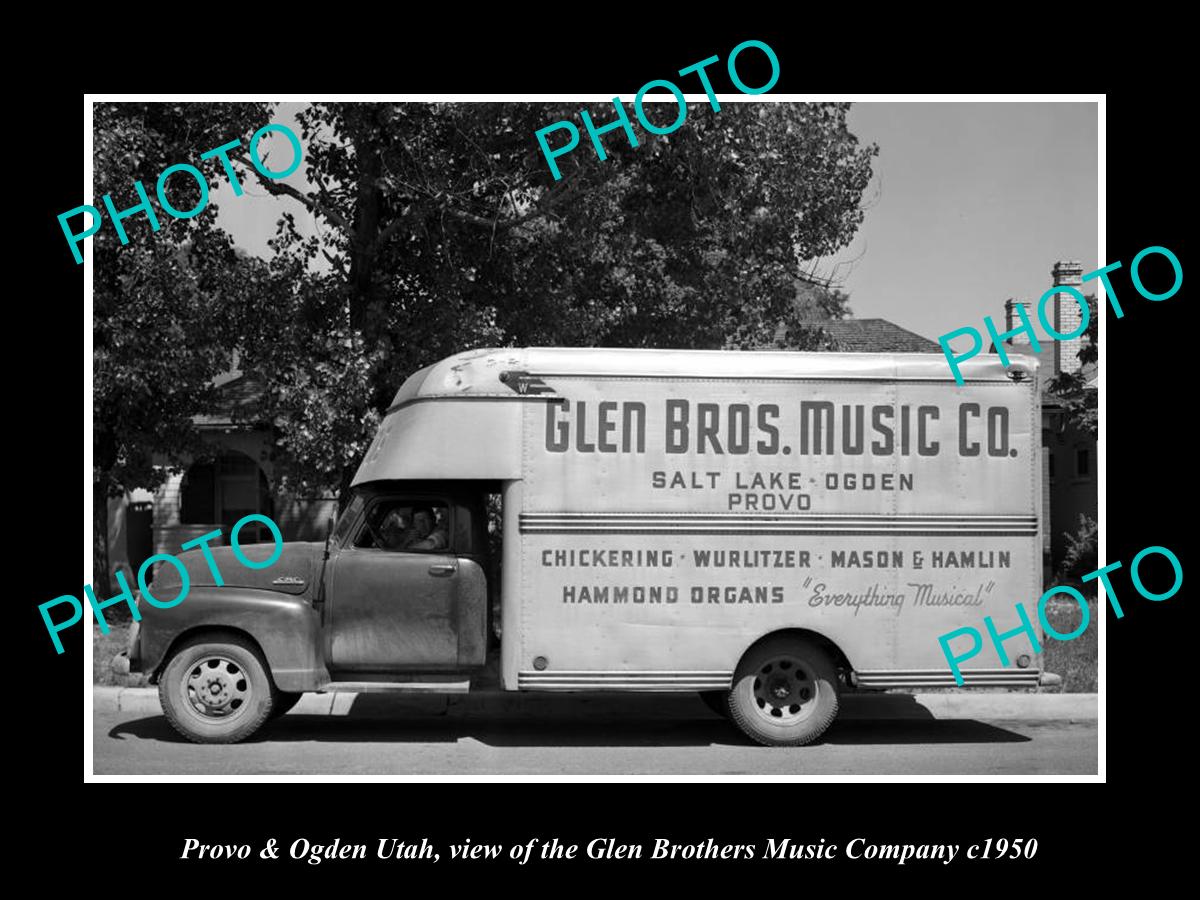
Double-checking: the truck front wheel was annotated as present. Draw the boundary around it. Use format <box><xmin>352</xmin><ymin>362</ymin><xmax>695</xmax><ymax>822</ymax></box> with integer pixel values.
<box><xmin>270</xmin><ymin>691</ymin><xmax>304</xmax><ymax>719</ymax></box>
<box><xmin>158</xmin><ymin>635</ymin><xmax>276</xmax><ymax>744</ymax></box>
<box><xmin>728</xmin><ymin>637</ymin><xmax>839</xmax><ymax>747</ymax></box>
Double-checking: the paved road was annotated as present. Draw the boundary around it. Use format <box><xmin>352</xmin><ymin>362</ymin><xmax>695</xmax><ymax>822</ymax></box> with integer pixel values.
<box><xmin>93</xmin><ymin>695</ymin><xmax>1097</xmax><ymax>775</ymax></box>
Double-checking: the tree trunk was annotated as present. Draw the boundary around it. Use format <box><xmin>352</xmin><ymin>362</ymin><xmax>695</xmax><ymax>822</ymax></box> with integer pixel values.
<box><xmin>347</xmin><ymin>140</ymin><xmax>383</xmax><ymax>334</ymax></box>
<box><xmin>93</xmin><ymin>477</ymin><xmax>111</xmax><ymax>598</ymax></box>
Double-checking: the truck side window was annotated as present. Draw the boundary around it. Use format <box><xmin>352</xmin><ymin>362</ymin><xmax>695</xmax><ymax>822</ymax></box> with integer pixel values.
<box><xmin>354</xmin><ymin>500</ymin><xmax>451</xmax><ymax>553</ymax></box>
<box><xmin>333</xmin><ymin>493</ymin><xmax>365</xmax><ymax>545</ymax></box>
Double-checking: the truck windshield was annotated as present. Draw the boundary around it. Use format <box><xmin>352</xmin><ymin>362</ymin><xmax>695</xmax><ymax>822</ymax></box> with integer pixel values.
<box><xmin>332</xmin><ymin>493</ymin><xmax>365</xmax><ymax>546</ymax></box>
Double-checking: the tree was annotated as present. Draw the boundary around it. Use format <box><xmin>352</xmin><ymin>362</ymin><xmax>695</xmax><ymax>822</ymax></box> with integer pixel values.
<box><xmin>762</xmin><ymin>279</ymin><xmax>852</xmax><ymax>350</ymax></box>
<box><xmin>1046</xmin><ymin>293</ymin><xmax>1098</xmax><ymax>437</ymax></box>
<box><xmin>92</xmin><ymin>101</ymin><xmax>878</xmax><ymax>533</ymax></box>
<box><xmin>1057</xmin><ymin>514</ymin><xmax>1098</xmax><ymax>586</ymax></box>
<box><xmin>92</xmin><ymin>102</ymin><xmax>271</xmax><ymax>590</ymax></box>
<box><xmin>228</xmin><ymin>102</ymin><xmax>878</xmax><ymax>502</ymax></box>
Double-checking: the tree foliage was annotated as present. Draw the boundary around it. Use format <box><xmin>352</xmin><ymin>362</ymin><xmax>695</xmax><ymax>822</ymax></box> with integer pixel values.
<box><xmin>91</xmin><ymin>102</ymin><xmax>272</xmax><ymax>590</ymax></box>
<box><xmin>233</xmin><ymin>102</ymin><xmax>877</xmax><ymax>497</ymax></box>
<box><xmin>92</xmin><ymin>101</ymin><xmax>878</xmax><ymax>505</ymax></box>
<box><xmin>763</xmin><ymin>279</ymin><xmax>852</xmax><ymax>350</ymax></box>
<box><xmin>1057</xmin><ymin>514</ymin><xmax>1098</xmax><ymax>585</ymax></box>
<box><xmin>92</xmin><ymin>102</ymin><xmax>272</xmax><ymax>495</ymax></box>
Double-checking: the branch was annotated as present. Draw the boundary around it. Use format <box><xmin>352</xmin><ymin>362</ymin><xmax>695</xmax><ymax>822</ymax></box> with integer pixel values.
<box><xmin>370</xmin><ymin>165</ymin><xmax>593</xmax><ymax>256</ymax></box>
<box><xmin>444</xmin><ymin>203</ymin><xmax>502</xmax><ymax>228</ymax></box>
<box><xmin>322</xmin><ymin>248</ymin><xmax>349</xmax><ymax>279</ymax></box>
<box><xmin>369</xmin><ymin>191</ymin><xmax>534</xmax><ymax>256</ymax></box>
<box><xmin>433</xmin><ymin>174</ymin><xmax>584</xmax><ymax>236</ymax></box>
<box><xmin>227</xmin><ymin>148</ymin><xmax>353</xmax><ymax>235</ymax></box>
<box><xmin>252</xmin><ymin>174</ymin><xmax>353</xmax><ymax>234</ymax></box>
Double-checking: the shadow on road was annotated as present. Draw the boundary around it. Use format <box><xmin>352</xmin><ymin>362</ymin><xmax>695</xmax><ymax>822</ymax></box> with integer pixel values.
<box><xmin>107</xmin><ymin>703</ymin><xmax>1031</xmax><ymax>748</ymax></box>
<box><xmin>820</xmin><ymin>719</ymin><xmax>1029</xmax><ymax>745</ymax></box>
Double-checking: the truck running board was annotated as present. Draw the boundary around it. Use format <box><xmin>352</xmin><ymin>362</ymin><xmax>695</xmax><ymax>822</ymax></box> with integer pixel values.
<box><xmin>320</xmin><ymin>679</ymin><xmax>472</xmax><ymax>694</ymax></box>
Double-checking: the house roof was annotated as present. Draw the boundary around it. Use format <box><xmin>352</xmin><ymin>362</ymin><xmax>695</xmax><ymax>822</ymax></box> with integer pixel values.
<box><xmin>193</xmin><ymin>372</ymin><xmax>270</xmax><ymax>428</ymax></box>
<box><xmin>389</xmin><ymin>347</ymin><xmax>1019</xmax><ymax>411</ymax></box>
<box><xmin>814</xmin><ymin>318</ymin><xmax>941</xmax><ymax>353</ymax></box>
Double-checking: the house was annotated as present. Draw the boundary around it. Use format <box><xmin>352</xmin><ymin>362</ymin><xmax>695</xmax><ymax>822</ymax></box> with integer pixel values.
<box><xmin>989</xmin><ymin>261</ymin><xmax>1098</xmax><ymax>582</ymax></box>
<box><xmin>105</xmin><ymin>365</ymin><xmax>338</xmax><ymax>587</ymax></box>
<box><xmin>784</xmin><ymin>264</ymin><xmax>1096</xmax><ymax>583</ymax></box>
<box><xmin>811</xmin><ymin>318</ymin><xmax>941</xmax><ymax>353</ymax></box>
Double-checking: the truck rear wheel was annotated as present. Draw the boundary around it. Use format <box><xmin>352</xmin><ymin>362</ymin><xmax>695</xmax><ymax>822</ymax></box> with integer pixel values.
<box><xmin>728</xmin><ymin>637</ymin><xmax>839</xmax><ymax>747</ymax></box>
<box><xmin>158</xmin><ymin>635</ymin><xmax>276</xmax><ymax>744</ymax></box>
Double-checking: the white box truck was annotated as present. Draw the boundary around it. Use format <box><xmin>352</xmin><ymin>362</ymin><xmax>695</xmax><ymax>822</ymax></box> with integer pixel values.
<box><xmin>121</xmin><ymin>347</ymin><xmax>1045</xmax><ymax>745</ymax></box>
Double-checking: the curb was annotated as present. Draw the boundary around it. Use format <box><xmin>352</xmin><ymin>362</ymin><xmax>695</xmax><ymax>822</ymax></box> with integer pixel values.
<box><xmin>93</xmin><ymin>686</ymin><xmax>1097</xmax><ymax>721</ymax></box>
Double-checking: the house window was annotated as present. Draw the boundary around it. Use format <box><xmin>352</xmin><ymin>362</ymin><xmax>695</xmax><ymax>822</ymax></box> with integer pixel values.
<box><xmin>1075</xmin><ymin>448</ymin><xmax>1090</xmax><ymax>478</ymax></box>
<box><xmin>180</xmin><ymin>451</ymin><xmax>274</xmax><ymax>540</ymax></box>
<box><xmin>1048</xmin><ymin>453</ymin><xmax>1056</xmax><ymax>480</ymax></box>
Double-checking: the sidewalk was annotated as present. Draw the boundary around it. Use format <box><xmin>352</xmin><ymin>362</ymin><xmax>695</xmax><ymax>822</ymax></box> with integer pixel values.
<box><xmin>94</xmin><ymin>686</ymin><xmax>1098</xmax><ymax>721</ymax></box>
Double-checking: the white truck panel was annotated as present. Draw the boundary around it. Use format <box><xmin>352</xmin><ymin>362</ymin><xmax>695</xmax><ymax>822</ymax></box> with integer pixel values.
<box><xmin>511</xmin><ymin>359</ymin><xmax>1041</xmax><ymax>689</ymax></box>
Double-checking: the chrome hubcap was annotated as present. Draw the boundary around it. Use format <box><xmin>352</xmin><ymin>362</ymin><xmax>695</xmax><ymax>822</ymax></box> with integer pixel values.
<box><xmin>184</xmin><ymin>656</ymin><xmax>250</xmax><ymax>719</ymax></box>
<box><xmin>752</xmin><ymin>657</ymin><xmax>818</xmax><ymax>723</ymax></box>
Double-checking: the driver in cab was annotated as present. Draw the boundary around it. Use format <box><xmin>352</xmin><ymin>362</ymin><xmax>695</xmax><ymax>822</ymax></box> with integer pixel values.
<box><xmin>378</xmin><ymin>506</ymin><xmax>448</xmax><ymax>551</ymax></box>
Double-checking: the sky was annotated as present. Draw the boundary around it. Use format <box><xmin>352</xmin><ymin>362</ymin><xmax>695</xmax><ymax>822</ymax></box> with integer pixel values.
<box><xmin>213</xmin><ymin>103</ymin><xmax>312</xmax><ymax>257</ymax></box>
<box><xmin>216</xmin><ymin>101</ymin><xmax>1099</xmax><ymax>345</ymax></box>
<box><xmin>829</xmin><ymin>102</ymin><xmax>1097</xmax><ymax>341</ymax></box>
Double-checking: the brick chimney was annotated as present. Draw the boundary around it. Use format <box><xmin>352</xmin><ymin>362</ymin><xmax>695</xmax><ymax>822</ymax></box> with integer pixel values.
<box><xmin>1051</xmin><ymin>261</ymin><xmax>1085</xmax><ymax>374</ymax></box>
<box><xmin>1004</xmin><ymin>298</ymin><xmax>1033</xmax><ymax>345</ymax></box>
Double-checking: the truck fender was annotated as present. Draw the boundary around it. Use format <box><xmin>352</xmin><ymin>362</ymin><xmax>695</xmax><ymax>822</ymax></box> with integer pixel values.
<box><xmin>137</xmin><ymin>587</ymin><xmax>329</xmax><ymax>692</ymax></box>
<box><xmin>739</xmin><ymin>627</ymin><xmax>854</xmax><ymax>676</ymax></box>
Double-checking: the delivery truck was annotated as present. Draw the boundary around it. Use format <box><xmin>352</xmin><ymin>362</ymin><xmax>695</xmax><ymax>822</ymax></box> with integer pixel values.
<box><xmin>115</xmin><ymin>347</ymin><xmax>1047</xmax><ymax>746</ymax></box>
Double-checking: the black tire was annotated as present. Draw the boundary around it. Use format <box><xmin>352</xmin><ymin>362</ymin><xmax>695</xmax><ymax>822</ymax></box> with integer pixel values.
<box><xmin>158</xmin><ymin>634</ymin><xmax>275</xmax><ymax>744</ymax></box>
<box><xmin>270</xmin><ymin>691</ymin><xmax>304</xmax><ymax>720</ymax></box>
<box><xmin>728</xmin><ymin>636</ymin><xmax>839</xmax><ymax>747</ymax></box>
<box><xmin>698</xmin><ymin>690</ymin><xmax>730</xmax><ymax>719</ymax></box>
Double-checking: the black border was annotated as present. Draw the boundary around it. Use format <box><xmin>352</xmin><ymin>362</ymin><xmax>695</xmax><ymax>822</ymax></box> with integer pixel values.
<box><xmin>22</xmin><ymin>29</ymin><xmax>1188</xmax><ymax>883</ymax></box>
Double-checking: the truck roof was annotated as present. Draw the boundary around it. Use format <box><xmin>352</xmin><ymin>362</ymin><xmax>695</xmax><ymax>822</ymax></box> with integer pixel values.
<box><xmin>355</xmin><ymin>347</ymin><xmax>1039</xmax><ymax>487</ymax></box>
<box><xmin>389</xmin><ymin>347</ymin><xmax>1037</xmax><ymax>410</ymax></box>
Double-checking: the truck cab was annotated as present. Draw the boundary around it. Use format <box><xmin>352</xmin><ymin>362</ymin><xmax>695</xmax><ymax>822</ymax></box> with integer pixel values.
<box><xmin>120</xmin><ymin>479</ymin><xmax>500</xmax><ymax>744</ymax></box>
<box><xmin>320</xmin><ymin>482</ymin><xmax>495</xmax><ymax>676</ymax></box>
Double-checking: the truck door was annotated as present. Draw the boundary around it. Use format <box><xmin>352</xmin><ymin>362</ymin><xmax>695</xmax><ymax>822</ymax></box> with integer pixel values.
<box><xmin>326</xmin><ymin>497</ymin><xmax>462</xmax><ymax>672</ymax></box>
